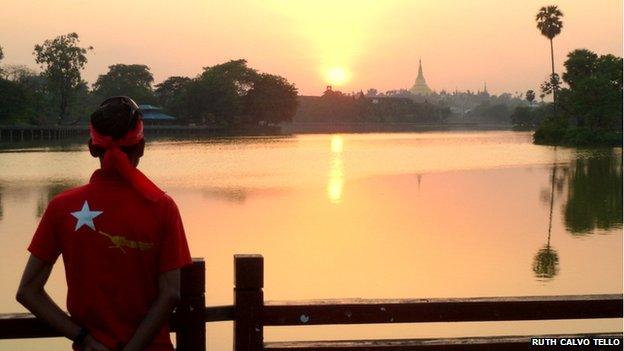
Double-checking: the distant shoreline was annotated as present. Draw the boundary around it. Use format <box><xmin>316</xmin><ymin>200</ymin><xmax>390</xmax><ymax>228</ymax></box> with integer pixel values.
<box><xmin>0</xmin><ymin>123</ymin><xmax>518</xmax><ymax>145</ymax></box>
<box><xmin>281</xmin><ymin>122</ymin><xmax>515</xmax><ymax>134</ymax></box>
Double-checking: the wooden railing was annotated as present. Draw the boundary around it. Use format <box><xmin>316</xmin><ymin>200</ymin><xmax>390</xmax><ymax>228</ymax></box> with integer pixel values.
<box><xmin>1</xmin><ymin>255</ymin><xmax>622</xmax><ymax>350</ymax></box>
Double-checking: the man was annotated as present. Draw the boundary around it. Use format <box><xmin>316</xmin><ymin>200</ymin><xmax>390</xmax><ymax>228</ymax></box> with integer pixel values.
<box><xmin>16</xmin><ymin>96</ymin><xmax>192</xmax><ymax>351</ymax></box>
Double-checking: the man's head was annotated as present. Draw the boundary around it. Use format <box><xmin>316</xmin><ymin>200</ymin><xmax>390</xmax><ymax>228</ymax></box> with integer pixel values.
<box><xmin>89</xmin><ymin>96</ymin><xmax>145</xmax><ymax>167</ymax></box>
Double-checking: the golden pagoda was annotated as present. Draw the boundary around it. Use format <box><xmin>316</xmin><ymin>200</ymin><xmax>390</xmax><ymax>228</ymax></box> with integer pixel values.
<box><xmin>410</xmin><ymin>59</ymin><xmax>432</xmax><ymax>96</ymax></box>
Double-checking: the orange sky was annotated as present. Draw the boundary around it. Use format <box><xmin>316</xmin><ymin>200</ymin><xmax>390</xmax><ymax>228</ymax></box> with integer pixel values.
<box><xmin>0</xmin><ymin>0</ymin><xmax>621</xmax><ymax>96</ymax></box>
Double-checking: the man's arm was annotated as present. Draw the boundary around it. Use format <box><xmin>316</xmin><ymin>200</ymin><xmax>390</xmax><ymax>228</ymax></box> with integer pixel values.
<box><xmin>122</xmin><ymin>269</ymin><xmax>181</xmax><ymax>351</ymax></box>
<box><xmin>16</xmin><ymin>254</ymin><xmax>109</xmax><ymax>351</ymax></box>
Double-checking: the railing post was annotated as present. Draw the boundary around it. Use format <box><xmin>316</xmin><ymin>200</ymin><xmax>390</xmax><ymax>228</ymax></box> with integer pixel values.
<box><xmin>234</xmin><ymin>255</ymin><xmax>264</xmax><ymax>351</ymax></box>
<box><xmin>177</xmin><ymin>258</ymin><xmax>206</xmax><ymax>351</ymax></box>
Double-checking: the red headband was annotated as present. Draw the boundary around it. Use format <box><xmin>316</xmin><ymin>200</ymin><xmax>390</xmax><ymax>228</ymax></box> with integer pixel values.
<box><xmin>89</xmin><ymin>120</ymin><xmax>164</xmax><ymax>202</ymax></box>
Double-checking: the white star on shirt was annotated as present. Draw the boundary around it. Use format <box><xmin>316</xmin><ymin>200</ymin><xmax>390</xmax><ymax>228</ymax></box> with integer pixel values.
<box><xmin>71</xmin><ymin>200</ymin><xmax>103</xmax><ymax>231</ymax></box>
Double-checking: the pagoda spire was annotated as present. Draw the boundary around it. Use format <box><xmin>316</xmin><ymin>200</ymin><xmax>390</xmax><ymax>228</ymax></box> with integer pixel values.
<box><xmin>411</xmin><ymin>58</ymin><xmax>432</xmax><ymax>96</ymax></box>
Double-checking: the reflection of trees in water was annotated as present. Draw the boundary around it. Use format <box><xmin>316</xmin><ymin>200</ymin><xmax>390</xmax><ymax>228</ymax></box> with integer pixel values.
<box><xmin>533</xmin><ymin>152</ymin><xmax>622</xmax><ymax>280</ymax></box>
<box><xmin>564</xmin><ymin>154</ymin><xmax>623</xmax><ymax>235</ymax></box>
<box><xmin>533</xmin><ymin>245</ymin><xmax>559</xmax><ymax>280</ymax></box>
<box><xmin>202</xmin><ymin>188</ymin><xmax>247</xmax><ymax>203</ymax></box>
<box><xmin>539</xmin><ymin>166</ymin><xmax>567</xmax><ymax>205</ymax></box>
<box><xmin>534</xmin><ymin>160</ymin><xmax>560</xmax><ymax>281</ymax></box>
<box><xmin>36</xmin><ymin>181</ymin><xmax>79</xmax><ymax>218</ymax></box>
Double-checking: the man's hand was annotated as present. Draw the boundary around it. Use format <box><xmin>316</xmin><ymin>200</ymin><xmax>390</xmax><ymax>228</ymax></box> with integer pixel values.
<box><xmin>121</xmin><ymin>269</ymin><xmax>181</xmax><ymax>351</ymax></box>
<box><xmin>79</xmin><ymin>335</ymin><xmax>110</xmax><ymax>351</ymax></box>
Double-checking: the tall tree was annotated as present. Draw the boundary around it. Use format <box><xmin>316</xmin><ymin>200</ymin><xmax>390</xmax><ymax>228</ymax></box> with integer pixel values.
<box><xmin>561</xmin><ymin>49</ymin><xmax>597</xmax><ymax>90</ymax></box>
<box><xmin>244</xmin><ymin>73</ymin><xmax>298</xmax><ymax>125</ymax></box>
<box><xmin>155</xmin><ymin>76</ymin><xmax>191</xmax><ymax>114</ymax></box>
<box><xmin>33</xmin><ymin>32</ymin><xmax>92</xmax><ymax>124</ymax></box>
<box><xmin>536</xmin><ymin>5</ymin><xmax>564</xmax><ymax>113</ymax></box>
<box><xmin>93</xmin><ymin>64</ymin><xmax>155</xmax><ymax>104</ymax></box>
<box><xmin>184</xmin><ymin>60</ymin><xmax>258</xmax><ymax>126</ymax></box>
<box><xmin>558</xmin><ymin>50</ymin><xmax>622</xmax><ymax>131</ymax></box>
<box><xmin>525</xmin><ymin>90</ymin><xmax>536</xmax><ymax>105</ymax></box>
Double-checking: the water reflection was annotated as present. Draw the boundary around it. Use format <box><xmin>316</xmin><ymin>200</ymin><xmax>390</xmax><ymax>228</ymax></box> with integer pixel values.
<box><xmin>532</xmin><ymin>150</ymin><xmax>623</xmax><ymax>281</ymax></box>
<box><xmin>35</xmin><ymin>181</ymin><xmax>79</xmax><ymax>218</ymax></box>
<box><xmin>564</xmin><ymin>153</ymin><xmax>623</xmax><ymax>235</ymax></box>
<box><xmin>417</xmin><ymin>174</ymin><xmax>422</xmax><ymax>193</ymax></box>
<box><xmin>202</xmin><ymin>188</ymin><xmax>248</xmax><ymax>203</ymax></box>
<box><xmin>533</xmin><ymin>161</ymin><xmax>560</xmax><ymax>281</ymax></box>
<box><xmin>533</xmin><ymin>246</ymin><xmax>560</xmax><ymax>280</ymax></box>
<box><xmin>327</xmin><ymin>135</ymin><xmax>344</xmax><ymax>203</ymax></box>
<box><xmin>0</xmin><ymin>133</ymin><xmax>621</xmax><ymax>350</ymax></box>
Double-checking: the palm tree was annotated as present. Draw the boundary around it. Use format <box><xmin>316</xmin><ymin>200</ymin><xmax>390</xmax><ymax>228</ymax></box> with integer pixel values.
<box><xmin>536</xmin><ymin>5</ymin><xmax>564</xmax><ymax>111</ymax></box>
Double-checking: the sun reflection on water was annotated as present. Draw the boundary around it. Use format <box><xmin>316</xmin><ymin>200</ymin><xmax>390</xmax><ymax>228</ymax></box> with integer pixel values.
<box><xmin>327</xmin><ymin>135</ymin><xmax>344</xmax><ymax>203</ymax></box>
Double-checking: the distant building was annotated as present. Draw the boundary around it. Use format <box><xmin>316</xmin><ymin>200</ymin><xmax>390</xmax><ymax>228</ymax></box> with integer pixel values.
<box><xmin>139</xmin><ymin>105</ymin><xmax>177</xmax><ymax>125</ymax></box>
<box><xmin>410</xmin><ymin>59</ymin><xmax>433</xmax><ymax>96</ymax></box>
<box><xmin>480</xmin><ymin>82</ymin><xmax>489</xmax><ymax>96</ymax></box>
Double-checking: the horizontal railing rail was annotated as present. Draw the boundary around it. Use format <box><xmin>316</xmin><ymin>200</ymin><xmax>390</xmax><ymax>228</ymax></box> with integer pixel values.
<box><xmin>263</xmin><ymin>294</ymin><xmax>622</xmax><ymax>326</ymax></box>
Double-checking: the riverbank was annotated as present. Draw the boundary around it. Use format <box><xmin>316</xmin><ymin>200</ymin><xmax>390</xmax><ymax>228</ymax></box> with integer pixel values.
<box><xmin>0</xmin><ymin>124</ymin><xmax>283</xmax><ymax>144</ymax></box>
<box><xmin>281</xmin><ymin>121</ymin><xmax>513</xmax><ymax>134</ymax></box>
<box><xmin>533</xmin><ymin>125</ymin><xmax>623</xmax><ymax>147</ymax></box>
<box><xmin>0</xmin><ymin>123</ymin><xmax>518</xmax><ymax>145</ymax></box>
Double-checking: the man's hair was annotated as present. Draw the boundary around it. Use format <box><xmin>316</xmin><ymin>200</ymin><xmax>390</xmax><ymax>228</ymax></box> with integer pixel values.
<box><xmin>89</xmin><ymin>97</ymin><xmax>143</xmax><ymax>158</ymax></box>
<box><xmin>90</xmin><ymin>98</ymin><xmax>140</xmax><ymax>139</ymax></box>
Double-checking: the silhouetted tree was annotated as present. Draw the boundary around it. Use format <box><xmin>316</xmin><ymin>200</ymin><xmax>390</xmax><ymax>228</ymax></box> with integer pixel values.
<box><xmin>93</xmin><ymin>64</ymin><xmax>155</xmax><ymax>104</ymax></box>
<box><xmin>558</xmin><ymin>50</ymin><xmax>623</xmax><ymax>131</ymax></box>
<box><xmin>365</xmin><ymin>88</ymin><xmax>378</xmax><ymax>97</ymax></box>
<box><xmin>525</xmin><ymin>90</ymin><xmax>536</xmax><ymax>105</ymax></box>
<box><xmin>511</xmin><ymin>104</ymin><xmax>550</xmax><ymax>128</ymax></box>
<box><xmin>33</xmin><ymin>33</ymin><xmax>92</xmax><ymax>124</ymax></box>
<box><xmin>244</xmin><ymin>73</ymin><xmax>298</xmax><ymax>125</ymax></box>
<box><xmin>536</xmin><ymin>5</ymin><xmax>563</xmax><ymax>112</ymax></box>
<box><xmin>540</xmin><ymin>73</ymin><xmax>561</xmax><ymax>98</ymax></box>
<box><xmin>183</xmin><ymin>60</ymin><xmax>258</xmax><ymax>126</ymax></box>
<box><xmin>155</xmin><ymin>76</ymin><xmax>191</xmax><ymax>110</ymax></box>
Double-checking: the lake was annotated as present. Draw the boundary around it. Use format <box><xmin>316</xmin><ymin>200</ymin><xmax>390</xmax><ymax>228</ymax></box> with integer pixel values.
<box><xmin>0</xmin><ymin>131</ymin><xmax>621</xmax><ymax>350</ymax></box>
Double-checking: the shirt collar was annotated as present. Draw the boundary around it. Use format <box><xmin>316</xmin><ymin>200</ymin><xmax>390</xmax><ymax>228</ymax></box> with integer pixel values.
<box><xmin>89</xmin><ymin>168</ymin><xmax>127</xmax><ymax>184</ymax></box>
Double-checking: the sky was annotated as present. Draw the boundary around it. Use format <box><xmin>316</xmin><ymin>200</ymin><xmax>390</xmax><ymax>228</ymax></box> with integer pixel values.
<box><xmin>0</xmin><ymin>0</ymin><xmax>621</xmax><ymax>96</ymax></box>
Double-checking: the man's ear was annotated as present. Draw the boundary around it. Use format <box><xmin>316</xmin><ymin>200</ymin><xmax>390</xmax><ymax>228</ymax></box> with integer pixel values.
<box><xmin>88</xmin><ymin>139</ymin><xmax>100</xmax><ymax>158</ymax></box>
<box><xmin>137</xmin><ymin>139</ymin><xmax>145</xmax><ymax>158</ymax></box>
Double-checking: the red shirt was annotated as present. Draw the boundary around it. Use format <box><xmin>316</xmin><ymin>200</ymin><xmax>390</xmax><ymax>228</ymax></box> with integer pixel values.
<box><xmin>28</xmin><ymin>169</ymin><xmax>192</xmax><ymax>351</ymax></box>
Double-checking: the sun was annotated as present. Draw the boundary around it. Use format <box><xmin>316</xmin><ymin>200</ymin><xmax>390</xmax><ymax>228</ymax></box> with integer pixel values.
<box><xmin>325</xmin><ymin>67</ymin><xmax>349</xmax><ymax>86</ymax></box>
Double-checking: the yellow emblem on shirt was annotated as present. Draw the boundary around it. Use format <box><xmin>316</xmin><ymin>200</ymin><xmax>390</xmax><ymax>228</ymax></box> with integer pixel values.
<box><xmin>97</xmin><ymin>230</ymin><xmax>154</xmax><ymax>253</ymax></box>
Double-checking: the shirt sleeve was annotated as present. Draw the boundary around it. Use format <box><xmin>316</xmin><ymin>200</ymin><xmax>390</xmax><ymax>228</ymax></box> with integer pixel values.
<box><xmin>158</xmin><ymin>196</ymin><xmax>192</xmax><ymax>273</ymax></box>
<box><xmin>28</xmin><ymin>198</ymin><xmax>61</xmax><ymax>264</ymax></box>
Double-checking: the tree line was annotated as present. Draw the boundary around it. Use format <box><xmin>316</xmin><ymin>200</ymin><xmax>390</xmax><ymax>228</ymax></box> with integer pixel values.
<box><xmin>294</xmin><ymin>88</ymin><xmax>451</xmax><ymax>124</ymax></box>
<box><xmin>0</xmin><ymin>33</ymin><xmax>298</xmax><ymax>128</ymax></box>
